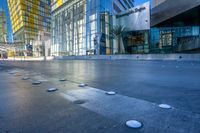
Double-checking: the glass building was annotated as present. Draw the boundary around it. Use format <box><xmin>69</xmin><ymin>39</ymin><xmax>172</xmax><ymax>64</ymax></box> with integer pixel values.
<box><xmin>151</xmin><ymin>0</ymin><xmax>200</xmax><ymax>53</ymax></box>
<box><xmin>0</xmin><ymin>9</ymin><xmax>8</xmax><ymax>43</ymax></box>
<box><xmin>51</xmin><ymin>0</ymin><xmax>134</xmax><ymax>56</ymax></box>
<box><xmin>7</xmin><ymin>0</ymin><xmax>51</xmax><ymax>55</ymax></box>
<box><xmin>114</xmin><ymin>1</ymin><xmax>150</xmax><ymax>54</ymax></box>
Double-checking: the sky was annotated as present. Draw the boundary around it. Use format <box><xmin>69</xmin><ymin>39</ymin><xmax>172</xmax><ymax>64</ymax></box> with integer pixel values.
<box><xmin>135</xmin><ymin>0</ymin><xmax>150</xmax><ymax>6</ymax></box>
<box><xmin>0</xmin><ymin>0</ymin><xmax>150</xmax><ymax>43</ymax></box>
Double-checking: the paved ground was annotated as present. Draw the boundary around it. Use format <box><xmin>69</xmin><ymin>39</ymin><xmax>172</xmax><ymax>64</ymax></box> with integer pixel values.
<box><xmin>0</xmin><ymin>60</ymin><xmax>200</xmax><ymax>133</ymax></box>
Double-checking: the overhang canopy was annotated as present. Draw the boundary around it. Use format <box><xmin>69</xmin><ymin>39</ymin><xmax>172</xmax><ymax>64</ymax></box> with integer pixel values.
<box><xmin>151</xmin><ymin>0</ymin><xmax>200</xmax><ymax>27</ymax></box>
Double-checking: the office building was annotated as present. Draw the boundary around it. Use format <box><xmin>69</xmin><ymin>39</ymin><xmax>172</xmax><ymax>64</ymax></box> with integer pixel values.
<box><xmin>151</xmin><ymin>0</ymin><xmax>200</xmax><ymax>53</ymax></box>
<box><xmin>113</xmin><ymin>1</ymin><xmax>150</xmax><ymax>54</ymax></box>
<box><xmin>0</xmin><ymin>9</ymin><xmax>8</xmax><ymax>43</ymax></box>
<box><xmin>32</xmin><ymin>31</ymin><xmax>51</xmax><ymax>57</ymax></box>
<box><xmin>7</xmin><ymin>0</ymin><xmax>51</xmax><ymax>55</ymax></box>
<box><xmin>51</xmin><ymin>0</ymin><xmax>134</xmax><ymax>56</ymax></box>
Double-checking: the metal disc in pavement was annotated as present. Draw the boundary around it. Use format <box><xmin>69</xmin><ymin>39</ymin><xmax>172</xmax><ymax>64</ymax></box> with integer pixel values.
<box><xmin>105</xmin><ymin>91</ymin><xmax>116</xmax><ymax>95</ymax></box>
<box><xmin>79</xmin><ymin>84</ymin><xmax>87</xmax><ymax>87</ymax></box>
<box><xmin>47</xmin><ymin>88</ymin><xmax>58</xmax><ymax>92</ymax></box>
<box><xmin>126</xmin><ymin>120</ymin><xmax>142</xmax><ymax>129</ymax></box>
<box><xmin>22</xmin><ymin>77</ymin><xmax>30</xmax><ymax>80</ymax></box>
<box><xmin>73</xmin><ymin>100</ymin><xmax>86</xmax><ymax>104</ymax></box>
<box><xmin>59</xmin><ymin>78</ymin><xmax>67</xmax><ymax>81</ymax></box>
<box><xmin>32</xmin><ymin>81</ymin><xmax>41</xmax><ymax>85</ymax></box>
<box><xmin>159</xmin><ymin>104</ymin><xmax>172</xmax><ymax>109</ymax></box>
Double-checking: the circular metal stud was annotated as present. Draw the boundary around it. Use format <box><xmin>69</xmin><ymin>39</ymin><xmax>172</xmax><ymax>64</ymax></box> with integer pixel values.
<box><xmin>78</xmin><ymin>83</ymin><xmax>87</xmax><ymax>87</ymax></box>
<box><xmin>32</xmin><ymin>81</ymin><xmax>41</xmax><ymax>85</ymax></box>
<box><xmin>105</xmin><ymin>91</ymin><xmax>116</xmax><ymax>95</ymax></box>
<box><xmin>47</xmin><ymin>88</ymin><xmax>58</xmax><ymax>92</ymax></box>
<box><xmin>126</xmin><ymin>120</ymin><xmax>143</xmax><ymax>129</ymax></box>
<box><xmin>22</xmin><ymin>77</ymin><xmax>30</xmax><ymax>80</ymax></box>
<box><xmin>73</xmin><ymin>100</ymin><xmax>86</xmax><ymax>104</ymax></box>
<box><xmin>59</xmin><ymin>78</ymin><xmax>67</xmax><ymax>81</ymax></box>
<box><xmin>158</xmin><ymin>104</ymin><xmax>172</xmax><ymax>109</ymax></box>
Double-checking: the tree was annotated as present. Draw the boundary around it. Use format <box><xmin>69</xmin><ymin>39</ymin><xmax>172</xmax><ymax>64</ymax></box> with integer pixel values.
<box><xmin>111</xmin><ymin>25</ymin><xmax>127</xmax><ymax>54</ymax></box>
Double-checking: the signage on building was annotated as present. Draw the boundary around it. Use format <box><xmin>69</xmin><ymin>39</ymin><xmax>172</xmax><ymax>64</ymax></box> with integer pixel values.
<box><xmin>114</xmin><ymin>1</ymin><xmax>150</xmax><ymax>31</ymax></box>
<box><xmin>116</xmin><ymin>7</ymin><xmax>146</xmax><ymax>18</ymax></box>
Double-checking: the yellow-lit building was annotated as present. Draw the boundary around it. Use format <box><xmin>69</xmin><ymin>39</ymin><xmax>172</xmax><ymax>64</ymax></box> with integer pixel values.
<box><xmin>7</xmin><ymin>0</ymin><xmax>51</xmax><ymax>55</ymax></box>
<box><xmin>51</xmin><ymin>0</ymin><xmax>63</xmax><ymax>11</ymax></box>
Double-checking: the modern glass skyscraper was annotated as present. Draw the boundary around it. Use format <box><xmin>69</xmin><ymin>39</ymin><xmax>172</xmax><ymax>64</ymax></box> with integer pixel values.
<box><xmin>7</xmin><ymin>0</ymin><xmax>51</xmax><ymax>45</ymax></box>
<box><xmin>0</xmin><ymin>9</ymin><xmax>8</xmax><ymax>43</ymax></box>
<box><xmin>51</xmin><ymin>0</ymin><xmax>134</xmax><ymax>56</ymax></box>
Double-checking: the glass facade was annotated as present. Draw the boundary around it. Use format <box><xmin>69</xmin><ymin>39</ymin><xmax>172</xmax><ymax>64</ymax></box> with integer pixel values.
<box><xmin>51</xmin><ymin>0</ymin><xmax>111</xmax><ymax>56</ymax></box>
<box><xmin>151</xmin><ymin>0</ymin><xmax>200</xmax><ymax>53</ymax></box>
<box><xmin>51</xmin><ymin>0</ymin><xmax>134</xmax><ymax>56</ymax></box>
<box><xmin>151</xmin><ymin>26</ymin><xmax>200</xmax><ymax>53</ymax></box>
<box><xmin>123</xmin><ymin>30</ymin><xmax>149</xmax><ymax>54</ymax></box>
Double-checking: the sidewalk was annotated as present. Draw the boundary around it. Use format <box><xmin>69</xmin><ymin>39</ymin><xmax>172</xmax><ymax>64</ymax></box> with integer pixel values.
<box><xmin>0</xmin><ymin>56</ymin><xmax>54</xmax><ymax>61</ymax></box>
<box><xmin>55</xmin><ymin>54</ymin><xmax>200</xmax><ymax>61</ymax></box>
<box><xmin>1</xmin><ymin>54</ymin><xmax>200</xmax><ymax>61</ymax></box>
<box><xmin>0</xmin><ymin>66</ymin><xmax>200</xmax><ymax>133</ymax></box>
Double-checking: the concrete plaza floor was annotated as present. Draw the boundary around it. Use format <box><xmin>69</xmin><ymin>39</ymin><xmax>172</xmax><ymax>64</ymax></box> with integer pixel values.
<box><xmin>0</xmin><ymin>60</ymin><xmax>200</xmax><ymax>133</ymax></box>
